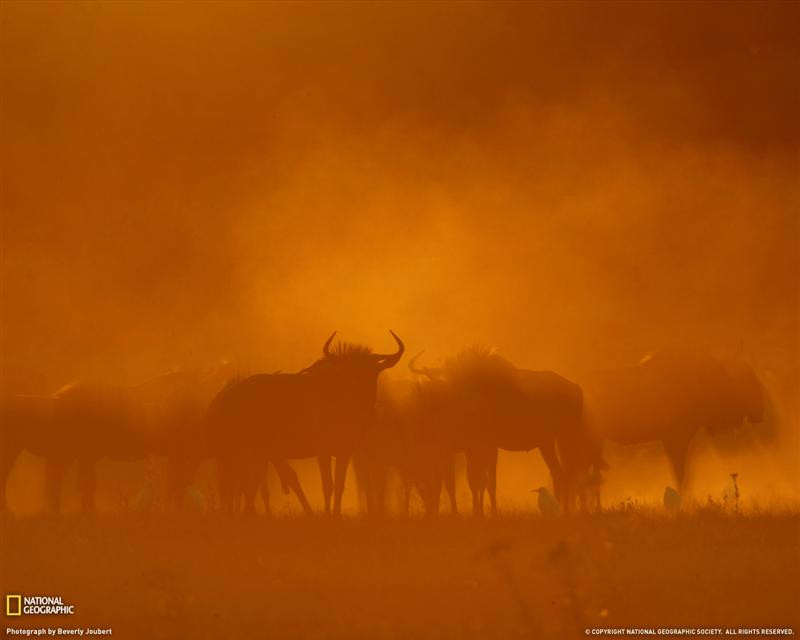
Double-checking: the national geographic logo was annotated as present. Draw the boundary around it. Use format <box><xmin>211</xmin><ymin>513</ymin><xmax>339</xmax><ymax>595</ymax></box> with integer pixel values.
<box><xmin>5</xmin><ymin>595</ymin><xmax>75</xmax><ymax>616</ymax></box>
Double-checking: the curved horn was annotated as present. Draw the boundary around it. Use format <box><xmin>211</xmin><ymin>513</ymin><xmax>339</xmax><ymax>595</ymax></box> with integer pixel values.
<box><xmin>408</xmin><ymin>351</ymin><xmax>427</xmax><ymax>375</ymax></box>
<box><xmin>375</xmin><ymin>330</ymin><xmax>404</xmax><ymax>369</ymax></box>
<box><xmin>322</xmin><ymin>331</ymin><xmax>337</xmax><ymax>357</ymax></box>
<box><xmin>407</xmin><ymin>349</ymin><xmax>446</xmax><ymax>379</ymax></box>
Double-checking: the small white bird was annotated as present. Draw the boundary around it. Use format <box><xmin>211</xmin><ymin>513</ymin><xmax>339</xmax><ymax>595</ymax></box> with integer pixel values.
<box><xmin>663</xmin><ymin>486</ymin><xmax>681</xmax><ymax>513</ymax></box>
<box><xmin>531</xmin><ymin>487</ymin><xmax>560</xmax><ymax>517</ymax></box>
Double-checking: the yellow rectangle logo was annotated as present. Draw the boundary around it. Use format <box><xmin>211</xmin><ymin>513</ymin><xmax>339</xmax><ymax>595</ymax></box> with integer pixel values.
<box><xmin>6</xmin><ymin>594</ymin><xmax>22</xmax><ymax>616</ymax></box>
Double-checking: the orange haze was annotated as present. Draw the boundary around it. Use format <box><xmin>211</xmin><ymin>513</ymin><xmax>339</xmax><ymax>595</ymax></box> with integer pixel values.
<box><xmin>2</xmin><ymin>1</ymin><xmax>799</xmax><ymax>508</ymax></box>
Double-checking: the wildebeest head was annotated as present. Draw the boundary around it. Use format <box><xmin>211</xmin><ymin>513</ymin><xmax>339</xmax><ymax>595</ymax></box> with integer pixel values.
<box><xmin>300</xmin><ymin>331</ymin><xmax>405</xmax><ymax>399</ymax></box>
<box><xmin>408</xmin><ymin>351</ymin><xmax>444</xmax><ymax>380</ymax></box>
<box><xmin>409</xmin><ymin>346</ymin><xmax>522</xmax><ymax>406</ymax></box>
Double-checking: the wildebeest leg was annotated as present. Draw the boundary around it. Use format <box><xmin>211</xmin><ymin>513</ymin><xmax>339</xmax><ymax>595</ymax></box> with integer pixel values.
<box><xmin>592</xmin><ymin>481</ymin><xmax>603</xmax><ymax>512</ymax></box>
<box><xmin>369</xmin><ymin>464</ymin><xmax>388</xmax><ymax>518</ymax></box>
<box><xmin>229</xmin><ymin>459</ymin><xmax>256</xmax><ymax>516</ymax></box>
<box><xmin>583</xmin><ymin>463</ymin><xmax>605</xmax><ymax>514</ymax></box>
<box><xmin>273</xmin><ymin>459</ymin><xmax>313</xmax><ymax>515</ymax></box>
<box><xmin>663</xmin><ymin>437</ymin><xmax>690</xmax><ymax>493</ymax></box>
<box><xmin>555</xmin><ymin>438</ymin><xmax>578</xmax><ymax>514</ymax></box>
<box><xmin>166</xmin><ymin>457</ymin><xmax>198</xmax><ymax>512</ymax></box>
<box><xmin>259</xmin><ymin>468</ymin><xmax>271</xmax><ymax>517</ymax></box>
<box><xmin>241</xmin><ymin>465</ymin><xmax>260</xmax><ymax>516</ymax></box>
<box><xmin>351</xmin><ymin>455</ymin><xmax>369</xmax><ymax>515</ymax></box>
<box><xmin>465</xmin><ymin>450</ymin><xmax>487</xmax><ymax>517</ymax></box>
<box><xmin>444</xmin><ymin>455</ymin><xmax>458</xmax><ymax>516</ymax></box>
<box><xmin>539</xmin><ymin>442</ymin><xmax>564</xmax><ymax>512</ymax></box>
<box><xmin>318</xmin><ymin>456</ymin><xmax>333</xmax><ymax>515</ymax></box>
<box><xmin>218</xmin><ymin>460</ymin><xmax>234</xmax><ymax>513</ymax></box>
<box><xmin>77</xmin><ymin>459</ymin><xmax>97</xmax><ymax>513</ymax></box>
<box><xmin>45</xmin><ymin>456</ymin><xmax>70</xmax><ymax>513</ymax></box>
<box><xmin>487</xmin><ymin>447</ymin><xmax>499</xmax><ymax>517</ymax></box>
<box><xmin>560</xmin><ymin>464</ymin><xmax>575</xmax><ymax>516</ymax></box>
<box><xmin>332</xmin><ymin>454</ymin><xmax>351</xmax><ymax>517</ymax></box>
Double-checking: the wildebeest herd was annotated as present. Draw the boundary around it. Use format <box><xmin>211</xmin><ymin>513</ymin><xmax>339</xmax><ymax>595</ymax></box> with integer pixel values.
<box><xmin>0</xmin><ymin>332</ymin><xmax>765</xmax><ymax>517</ymax></box>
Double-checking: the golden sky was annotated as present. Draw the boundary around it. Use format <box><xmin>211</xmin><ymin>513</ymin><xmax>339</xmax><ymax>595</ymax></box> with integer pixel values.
<box><xmin>1</xmin><ymin>1</ymin><xmax>798</xmax><ymax>388</ymax></box>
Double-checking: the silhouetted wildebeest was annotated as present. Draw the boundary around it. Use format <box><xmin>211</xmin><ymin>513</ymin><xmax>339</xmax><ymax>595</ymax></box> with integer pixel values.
<box><xmin>1</xmin><ymin>395</ymin><xmax>54</xmax><ymax>513</ymax></box>
<box><xmin>409</xmin><ymin>347</ymin><xmax>591</xmax><ymax>516</ymax></box>
<box><xmin>135</xmin><ymin>364</ymin><xmax>237</xmax><ymax>509</ymax></box>
<box><xmin>205</xmin><ymin>331</ymin><xmax>404</xmax><ymax>516</ymax></box>
<box><xmin>582</xmin><ymin>348</ymin><xmax>764</xmax><ymax>491</ymax></box>
<box><xmin>0</xmin><ymin>364</ymin><xmax>234</xmax><ymax>513</ymax></box>
<box><xmin>1</xmin><ymin>368</ymin><xmax>49</xmax><ymax>513</ymax></box>
<box><xmin>348</xmin><ymin>371</ymin><xmax>459</xmax><ymax>517</ymax></box>
<box><xmin>1</xmin><ymin>381</ymin><xmax>151</xmax><ymax>512</ymax></box>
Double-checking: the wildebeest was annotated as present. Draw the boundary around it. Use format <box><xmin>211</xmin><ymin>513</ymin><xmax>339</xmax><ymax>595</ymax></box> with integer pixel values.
<box><xmin>134</xmin><ymin>363</ymin><xmax>238</xmax><ymax>509</ymax></box>
<box><xmin>396</xmin><ymin>373</ymin><xmax>460</xmax><ymax>516</ymax></box>
<box><xmin>409</xmin><ymin>347</ymin><xmax>591</xmax><ymax>516</ymax></box>
<box><xmin>0</xmin><ymin>364</ymin><xmax>234</xmax><ymax>513</ymax></box>
<box><xmin>1</xmin><ymin>381</ymin><xmax>152</xmax><ymax>512</ymax></box>
<box><xmin>1</xmin><ymin>367</ymin><xmax>49</xmax><ymax>512</ymax></box>
<box><xmin>205</xmin><ymin>331</ymin><xmax>404</xmax><ymax>516</ymax></box>
<box><xmin>350</xmin><ymin>370</ymin><xmax>459</xmax><ymax>517</ymax></box>
<box><xmin>581</xmin><ymin>347</ymin><xmax>764</xmax><ymax>491</ymax></box>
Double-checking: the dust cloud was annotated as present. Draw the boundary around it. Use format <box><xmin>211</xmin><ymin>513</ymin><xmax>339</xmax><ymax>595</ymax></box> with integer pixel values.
<box><xmin>2</xmin><ymin>1</ymin><xmax>798</xmax><ymax>508</ymax></box>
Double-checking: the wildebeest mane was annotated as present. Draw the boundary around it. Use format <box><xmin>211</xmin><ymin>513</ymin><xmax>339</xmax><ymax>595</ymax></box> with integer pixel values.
<box><xmin>300</xmin><ymin>341</ymin><xmax>374</xmax><ymax>374</ymax></box>
<box><xmin>327</xmin><ymin>341</ymin><xmax>373</xmax><ymax>357</ymax></box>
<box><xmin>443</xmin><ymin>345</ymin><xmax>520</xmax><ymax>390</ymax></box>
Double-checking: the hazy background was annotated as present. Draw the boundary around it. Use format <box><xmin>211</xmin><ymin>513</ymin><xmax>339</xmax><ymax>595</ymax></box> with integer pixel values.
<box><xmin>2</xmin><ymin>1</ymin><xmax>798</xmax><ymax>508</ymax></box>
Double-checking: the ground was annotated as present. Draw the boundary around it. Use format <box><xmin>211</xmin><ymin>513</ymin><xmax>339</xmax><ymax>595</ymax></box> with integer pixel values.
<box><xmin>2</xmin><ymin>512</ymin><xmax>799</xmax><ymax>639</ymax></box>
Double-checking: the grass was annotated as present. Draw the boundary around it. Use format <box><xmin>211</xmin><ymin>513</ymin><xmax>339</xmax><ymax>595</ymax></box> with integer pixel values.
<box><xmin>2</xmin><ymin>512</ymin><xmax>799</xmax><ymax>639</ymax></box>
